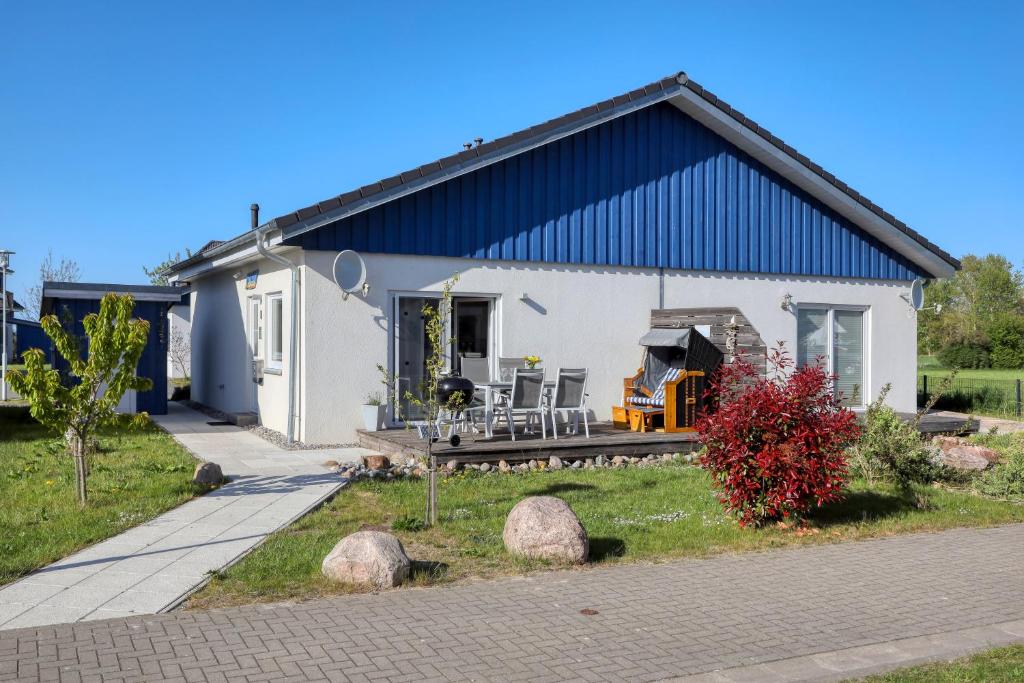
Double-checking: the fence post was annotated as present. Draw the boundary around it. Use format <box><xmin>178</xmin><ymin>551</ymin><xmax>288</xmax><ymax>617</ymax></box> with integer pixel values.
<box><xmin>1016</xmin><ymin>379</ymin><xmax>1021</xmax><ymax>418</ymax></box>
<box><xmin>922</xmin><ymin>374</ymin><xmax>928</xmax><ymax>398</ymax></box>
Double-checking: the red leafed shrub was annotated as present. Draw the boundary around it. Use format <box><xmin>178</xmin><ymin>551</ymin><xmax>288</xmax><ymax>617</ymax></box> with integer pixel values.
<box><xmin>696</xmin><ymin>343</ymin><xmax>861</xmax><ymax>527</ymax></box>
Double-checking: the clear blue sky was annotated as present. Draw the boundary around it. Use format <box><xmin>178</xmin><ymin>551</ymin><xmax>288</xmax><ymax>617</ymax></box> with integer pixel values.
<box><xmin>1</xmin><ymin>1</ymin><xmax>1021</xmax><ymax>301</ymax></box>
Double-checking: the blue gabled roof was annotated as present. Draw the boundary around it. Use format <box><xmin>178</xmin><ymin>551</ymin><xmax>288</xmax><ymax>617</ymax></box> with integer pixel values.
<box><xmin>170</xmin><ymin>72</ymin><xmax>958</xmax><ymax>280</ymax></box>
<box><xmin>288</xmin><ymin>101</ymin><xmax>926</xmax><ymax>281</ymax></box>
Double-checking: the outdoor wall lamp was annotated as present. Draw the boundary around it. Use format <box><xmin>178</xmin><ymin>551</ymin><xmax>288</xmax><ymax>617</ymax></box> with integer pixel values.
<box><xmin>780</xmin><ymin>293</ymin><xmax>793</xmax><ymax>311</ymax></box>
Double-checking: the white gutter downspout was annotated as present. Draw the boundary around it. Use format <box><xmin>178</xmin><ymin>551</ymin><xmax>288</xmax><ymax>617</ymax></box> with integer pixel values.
<box><xmin>255</xmin><ymin>224</ymin><xmax>300</xmax><ymax>444</ymax></box>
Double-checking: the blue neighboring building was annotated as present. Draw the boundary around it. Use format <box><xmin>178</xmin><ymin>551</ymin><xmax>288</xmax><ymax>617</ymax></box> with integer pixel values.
<box><xmin>41</xmin><ymin>282</ymin><xmax>187</xmax><ymax>415</ymax></box>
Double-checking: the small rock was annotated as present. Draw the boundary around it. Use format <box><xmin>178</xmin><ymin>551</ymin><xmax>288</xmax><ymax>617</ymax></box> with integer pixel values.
<box><xmin>548</xmin><ymin>456</ymin><xmax>563</xmax><ymax>471</ymax></box>
<box><xmin>406</xmin><ymin>458</ymin><xmax>418</xmax><ymax>467</ymax></box>
<box><xmin>411</xmin><ymin>468</ymin><xmax>424</xmax><ymax>478</ymax></box>
<box><xmin>480</xmin><ymin>462</ymin><xmax>492</xmax><ymax>473</ymax></box>
<box><xmin>193</xmin><ymin>462</ymin><xmax>224</xmax><ymax>486</ymax></box>
<box><xmin>503</xmin><ymin>496</ymin><xmax>588</xmax><ymax>563</ymax></box>
<box><xmin>661</xmin><ymin>454</ymin><xmax>674</xmax><ymax>462</ymax></box>
<box><xmin>498</xmin><ymin>460</ymin><xmax>511</xmax><ymax>473</ymax></box>
<box><xmin>595</xmin><ymin>455</ymin><xmax>607</xmax><ymax>467</ymax></box>
<box><xmin>630</xmin><ymin>457</ymin><xmax>641</xmax><ymax>464</ymax></box>
<box><xmin>583</xmin><ymin>460</ymin><xmax>594</xmax><ymax>469</ymax></box>
<box><xmin>445</xmin><ymin>461</ymin><xmax>459</xmax><ymax>472</ymax></box>
<box><xmin>362</xmin><ymin>454</ymin><xmax>390</xmax><ymax>471</ymax></box>
<box><xmin>612</xmin><ymin>456</ymin><xmax>627</xmax><ymax>467</ymax></box>
<box><xmin>570</xmin><ymin>460</ymin><xmax>582</xmax><ymax>469</ymax></box>
<box><xmin>321</xmin><ymin>531</ymin><xmax>411</xmax><ymax>589</ymax></box>
<box><xmin>528</xmin><ymin>459</ymin><xmax>538</xmax><ymax>470</ymax></box>
<box><xmin>323</xmin><ymin>460</ymin><xmax>339</xmax><ymax>468</ymax></box>
<box><xmin>515</xmin><ymin>464</ymin><xmax>530</xmax><ymax>473</ymax></box>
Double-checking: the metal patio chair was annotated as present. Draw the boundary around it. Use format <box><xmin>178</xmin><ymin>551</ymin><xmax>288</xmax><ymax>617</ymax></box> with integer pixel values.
<box><xmin>549</xmin><ymin>367</ymin><xmax>590</xmax><ymax>439</ymax></box>
<box><xmin>501</xmin><ymin>368</ymin><xmax>547</xmax><ymax>441</ymax></box>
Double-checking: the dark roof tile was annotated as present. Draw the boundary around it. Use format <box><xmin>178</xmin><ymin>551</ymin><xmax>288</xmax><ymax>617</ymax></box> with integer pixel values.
<box><xmin>317</xmin><ymin>197</ymin><xmax>341</xmax><ymax>212</ymax></box>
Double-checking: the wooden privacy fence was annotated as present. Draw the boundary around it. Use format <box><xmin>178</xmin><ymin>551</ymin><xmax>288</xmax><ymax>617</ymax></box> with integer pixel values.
<box><xmin>650</xmin><ymin>307</ymin><xmax>767</xmax><ymax>373</ymax></box>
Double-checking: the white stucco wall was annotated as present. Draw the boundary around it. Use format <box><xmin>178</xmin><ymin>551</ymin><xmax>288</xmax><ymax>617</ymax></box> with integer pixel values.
<box><xmin>298</xmin><ymin>252</ymin><xmax>918</xmax><ymax>444</ymax></box>
<box><xmin>189</xmin><ymin>253</ymin><xmax>298</xmax><ymax>436</ymax></box>
<box><xmin>167</xmin><ymin>304</ymin><xmax>191</xmax><ymax>379</ymax></box>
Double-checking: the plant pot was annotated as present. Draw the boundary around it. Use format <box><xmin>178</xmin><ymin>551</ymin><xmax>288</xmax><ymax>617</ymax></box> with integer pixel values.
<box><xmin>362</xmin><ymin>404</ymin><xmax>386</xmax><ymax>431</ymax></box>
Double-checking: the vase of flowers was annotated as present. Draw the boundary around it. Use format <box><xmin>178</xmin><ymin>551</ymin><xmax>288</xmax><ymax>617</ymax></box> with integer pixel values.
<box><xmin>362</xmin><ymin>392</ymin><xmax>386</xmax><ymax>431</ymax></box>
<box><xmin>524</xmin><ymin>355</ymin><xmax>541</xmax><ymax>369</ymax></box>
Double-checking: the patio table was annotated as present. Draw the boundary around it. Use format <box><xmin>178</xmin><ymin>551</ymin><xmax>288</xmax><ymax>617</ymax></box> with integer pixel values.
<box><xmin>475</xmin><ymin>380</ymin><xmax>556</xmax><ymax>439</ymax></box>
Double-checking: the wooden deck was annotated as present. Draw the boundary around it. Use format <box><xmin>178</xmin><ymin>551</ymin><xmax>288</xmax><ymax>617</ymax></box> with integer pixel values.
<box><xmin>357</xmin><ymin>411</ymin><xmax>979</xmax><ymax>464</ymax></box>
<box><xmin>357</xmin><ymin>422</ymin><xmax>700</xmax><ymax>464</ymax></box>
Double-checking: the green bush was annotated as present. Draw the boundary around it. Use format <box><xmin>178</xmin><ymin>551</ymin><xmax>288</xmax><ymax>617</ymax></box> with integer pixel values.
<box><xmin>937</xmin><ymin>343</ymin><xmax>991</xmax><ymax>369</ymax></box>
<box><xmin>848</xmin><ymin>385</ymin><xmax>937</xmax><ymax>490</ymax></box>
<box><xmin>975</xmin><ymin>447</ymin><xmax>1024</xmax><ymax>498</ymax></box>
<box><xmin>988</xmin><ymin>315</ymin><xmax>1024</xmax><ymax>369</ymax></box>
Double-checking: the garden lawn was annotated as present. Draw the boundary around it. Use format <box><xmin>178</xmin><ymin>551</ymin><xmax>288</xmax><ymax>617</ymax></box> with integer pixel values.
<box><xmin>852</xmin><ymin>644</ymin><xmax>1024</xmax><ymax>681</ymax></box>
<box><xmin>189</xmin><ymin>463</ymin><xmax>1024</xmax><ymax>610</ymax></box>
<box><xmin>918</xmin><ymin>366</ymin><xmax>1024</xmax><ymax>382</ymax></box>
<box><xmin>0</xmin><ymin>406</ymin><xmax>202</xmax><ymax>585</ymax></box>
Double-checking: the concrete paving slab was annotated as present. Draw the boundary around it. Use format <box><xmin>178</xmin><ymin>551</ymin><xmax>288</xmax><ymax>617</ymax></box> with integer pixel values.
<box><xmin>0</xmin><ymin>402</ymin><xmax>351</xmax><ymax>631</ymax></box>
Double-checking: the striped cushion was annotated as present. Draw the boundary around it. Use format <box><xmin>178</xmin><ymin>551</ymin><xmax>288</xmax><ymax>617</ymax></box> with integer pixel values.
<box><xmin>626</xmin><ymin>368</ymin><xmax>682</xmax><ymax>407</ymax></box>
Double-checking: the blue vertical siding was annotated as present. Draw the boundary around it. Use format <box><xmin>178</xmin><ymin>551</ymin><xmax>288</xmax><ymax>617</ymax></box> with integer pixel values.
<box><xmin>292</xmin><ymin>102</ymin><xmax>923</xmax><ymax>281</ymax></box>
<box><xmin>47</xmin><ymin>299</ymin><xmax>168</xmax><ymax>415</ymax></box>
<box><xmin>13</xmin><ymin>321</ymin><xmax>51</xmax><ymax>361</ymax></box>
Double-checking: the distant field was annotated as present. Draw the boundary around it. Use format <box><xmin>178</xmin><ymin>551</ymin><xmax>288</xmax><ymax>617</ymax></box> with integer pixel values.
<box><xmin>918</xmin><ymin>357</ymin><xmax>1023</xmax><ymax>381</ymax></box>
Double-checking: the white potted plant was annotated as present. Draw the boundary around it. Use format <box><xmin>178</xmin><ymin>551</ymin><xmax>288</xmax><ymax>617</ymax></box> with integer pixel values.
<box><xmin>361</xmin><ymin>392</ymin><xmax>386</xmax><ymax>431</ymax></box>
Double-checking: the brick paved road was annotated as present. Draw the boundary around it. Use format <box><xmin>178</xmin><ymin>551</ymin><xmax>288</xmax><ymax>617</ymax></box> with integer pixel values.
<box><xmin>2</xmin><ymin>524</ymin><xmax>1023</xmax><ymax>682</ymax></box>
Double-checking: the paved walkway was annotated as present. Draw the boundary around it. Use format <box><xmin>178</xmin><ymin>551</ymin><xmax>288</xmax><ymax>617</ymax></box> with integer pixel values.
<box><xmin>0</xmin><ymin>403</ymin><xmax>373</xmax><ymax>631</ymax></box>
<box><xmin>2</xmin><ymin>524</ymin><xmax>1022</xmax><ymax>682</ymax></box>
<box><xmin>928</xmin><ymin>409</ymin><xmax>1024</xmax><ymax>435</ymax></box>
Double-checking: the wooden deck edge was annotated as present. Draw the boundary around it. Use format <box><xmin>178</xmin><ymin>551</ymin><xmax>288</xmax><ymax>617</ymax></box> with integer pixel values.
<box><xmin>358</xmin><ymin>428</ymin><xmax>700</xmax><ymax>464</ymax></box>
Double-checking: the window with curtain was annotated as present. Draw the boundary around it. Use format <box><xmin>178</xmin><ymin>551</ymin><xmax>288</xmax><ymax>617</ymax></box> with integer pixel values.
<box><xmin>267</xmin><ymin>293</ymin><xmax>283</xmax><ymax>370</ymax></box>
<box><xmin>796</xmin><ymin>307</ymin><xmax>865</xmax><ymax>407</ymax></box>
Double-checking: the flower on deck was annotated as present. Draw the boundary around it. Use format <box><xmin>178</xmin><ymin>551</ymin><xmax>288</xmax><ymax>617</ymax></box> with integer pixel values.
<box><xmin>524</xmin><ymin>355</ymin><xmax>541</xmax><ymax>369</ymax></box>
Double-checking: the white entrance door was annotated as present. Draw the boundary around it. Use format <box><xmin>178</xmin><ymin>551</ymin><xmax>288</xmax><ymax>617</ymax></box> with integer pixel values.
<box><xmin>246</xmin><ymin>296</ymin><xmax>262</xmax><ymax>413</ymax></box>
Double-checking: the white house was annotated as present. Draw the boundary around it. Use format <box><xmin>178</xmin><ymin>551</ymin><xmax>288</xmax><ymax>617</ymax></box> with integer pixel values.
<box><xmin>166</xmin><ymin>72</ymin><xmax>958</xmax><ymax>444</ymax></box>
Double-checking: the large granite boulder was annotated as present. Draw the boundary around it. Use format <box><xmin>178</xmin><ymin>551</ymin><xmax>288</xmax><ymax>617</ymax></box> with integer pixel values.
<box><xmin>931</xmin><ymin>437</ymin><xmax>1000</xmax><ymax>471</ymax></box>
<box><xmin>503</xmin><ymin>496</ymin><xmax>588</xmax><ymax>563</ymax></box>
<box><xmin>321</xmin><ymin>531</ymin><xmax>411</xmax><ymax>589</ymax></box>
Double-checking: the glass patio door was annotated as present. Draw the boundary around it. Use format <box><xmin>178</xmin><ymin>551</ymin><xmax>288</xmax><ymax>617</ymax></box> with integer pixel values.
<box><xmin>797</xmin><ymin>307</ymin><xmax>866</xmax><ymax>407</ymax></box>
<box><xmin>394</xmin><ymin>295</ymin><xmax>494</xmax><ymax>422</ymax></box>
<box><xmin>396</xmin><ymin>296</ymin><xmax>439</xmax><ymax>421</ymax></box>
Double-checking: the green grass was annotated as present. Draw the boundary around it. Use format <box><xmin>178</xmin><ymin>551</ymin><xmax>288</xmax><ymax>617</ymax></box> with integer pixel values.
<box><xmin>0</xmin><ymin>406</ymin><xmax>203</xmax><ymax>585</ymax></box>
<box><xmin>189</xmin><ymin>463</ymin><xmax>1024</xmax><ymax>610</ymax></box>
<box><xmin>918</xmin><ymin>367</ymin><xmax>1024</xmax><ymax>382</ymax></box>
<box><xmin>853</xmin><ymin>644</ymin><xmax>1024</xmax><ymax>681</ymax></box>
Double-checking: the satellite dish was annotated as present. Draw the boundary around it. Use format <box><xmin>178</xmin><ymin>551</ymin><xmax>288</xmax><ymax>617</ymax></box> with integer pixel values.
<box><xmin>332</xmin><ymin>250</ymin><xmax>368</xmax><ymax>297</ymax></box>
<box><xmin>909</xmin><ymin>278</ymin><xmax>925</xmax><ymax>310</ymax></box>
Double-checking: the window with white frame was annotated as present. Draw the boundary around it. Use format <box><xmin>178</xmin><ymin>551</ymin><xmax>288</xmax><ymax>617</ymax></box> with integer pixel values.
<box><xmin>266</xmin><ymin>293</ymin><xmax>283</xmax><ymax>370</ymax></box>
<box><xmin>797</xmin><ymin>306</ymin><xmax>866</xmax><ymax>407</ymax></box>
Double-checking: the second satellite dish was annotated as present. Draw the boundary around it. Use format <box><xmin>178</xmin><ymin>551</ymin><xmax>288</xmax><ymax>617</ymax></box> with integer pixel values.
<box><xmin>333</xmin><ymin>250</ymin><xmax>369</xmax><ymax>298</ymax></box>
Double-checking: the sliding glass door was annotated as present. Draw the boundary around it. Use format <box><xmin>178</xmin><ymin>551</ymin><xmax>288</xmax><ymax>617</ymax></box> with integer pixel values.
<box><xmin>797</xmin><ymin>307</ymin><xmax>866</xmax><ymax>407</ymax></box>
<box><xmin>394</xmin><ymin>295</ymin><xmax>495</xmax><ymax>422</ymax></box>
